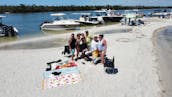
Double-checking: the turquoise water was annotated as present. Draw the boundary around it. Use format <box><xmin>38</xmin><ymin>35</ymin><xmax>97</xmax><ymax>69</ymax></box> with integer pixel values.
<box><xmin>0</xmin><ymin>11</ymin><xmax>84</xmax><ymax>37</ymax></box>
<box><xmin>0</xmin><ymin>9</ymin><xmax>171</xmax><ymax>38</ymax></box>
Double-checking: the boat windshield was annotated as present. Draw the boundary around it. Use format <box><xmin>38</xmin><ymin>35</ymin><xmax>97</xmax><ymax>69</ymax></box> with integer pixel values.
<box><xmin>91</xmin><ymin>11</ymin><xmax>107</xmax><ymax>17</ymax></box>
<box><xmin>54</xmin><ymin>15</ymin><xmax>68</xmax><ymax>20</ymax></box>
<box><xmin>0</xmin><ymin>16</ymin><xmax>5</xmax><ymax>24</ymax></box>
<box><xmin>124</xmin><ymin>10</ymin><xmax>141</xmax><ymax>14</ymax></box>
<box><xmin>154</xmin><ymin>9</ymin><xmax>171</xmax><ymax>13</ymax></box>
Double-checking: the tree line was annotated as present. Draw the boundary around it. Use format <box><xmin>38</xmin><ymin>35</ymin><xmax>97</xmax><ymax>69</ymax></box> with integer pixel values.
<box><xmin>0</xmin><ymin>4</ymin><xmax>172</xmax><ymax>13</ymax></box>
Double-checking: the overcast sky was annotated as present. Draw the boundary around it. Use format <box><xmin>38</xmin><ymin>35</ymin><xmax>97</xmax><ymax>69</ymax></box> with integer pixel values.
<box><xmin>0</xmin><ymin>0</ymin><xmax>172</xmax><ymax>6</ymax></box>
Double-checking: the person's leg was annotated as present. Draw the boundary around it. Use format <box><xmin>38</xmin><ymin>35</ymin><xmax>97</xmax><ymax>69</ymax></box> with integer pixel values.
<box><xmin>101</xmin><ymin>51</ymin><xmax>105</xmax><ymax>64</ymax></box>
<box><xmin>76</xmin><ymin>47</ymin><xmax>79</xmax><ymax>59</ymax></box>
<box><xmin>92</xmin><ymin>51</ymin><xmax>96</xmax><ymax>64</ymax></box>
<box><xmin>92</xmin><ymin>50</ymin><xmax>99</xmax><ymax>64</ymax></box>
<box><xmin>71</xmin><ymin>49</ymin><xmax>75</xmax><ymax>60</ymax></box>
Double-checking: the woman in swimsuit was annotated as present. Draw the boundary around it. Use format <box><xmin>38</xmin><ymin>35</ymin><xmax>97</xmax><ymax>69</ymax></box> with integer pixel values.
<box><xmin>98</xmin><ymin>34</ymin><xmax>107</xmax><ymax>64</ymax></box>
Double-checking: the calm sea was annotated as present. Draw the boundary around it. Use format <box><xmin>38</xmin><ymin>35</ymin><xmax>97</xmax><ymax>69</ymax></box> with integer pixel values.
<box><xmin>0</xmin><ymin>9</ymin><xmax>171</xmax><ymax>42</ymax></box>
<box><xmin>0</xmin><ymin>8</ymin><xmax>171</xmax><ymax>41</ymax></box>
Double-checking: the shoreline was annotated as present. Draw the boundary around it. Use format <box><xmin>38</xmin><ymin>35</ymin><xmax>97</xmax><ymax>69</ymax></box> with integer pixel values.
<box><xmin>152</xmin><ymin>26</ymin><xmax>172</xmax><ymax>97</ymax></box>
<box><xmin>0</xmin><ymin>17</ymin><xmax>172</xmax><ymax>97</ymax></box>
<box><xmin>0</xmin><ymin>24</ymin><xmax>132</xmax><ymax>50</ymax></box>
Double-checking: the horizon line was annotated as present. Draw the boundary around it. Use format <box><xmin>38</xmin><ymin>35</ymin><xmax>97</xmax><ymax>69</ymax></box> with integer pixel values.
<box><xmin>0</xmin><ymin>4</ymin><xmax>172</xmax><ymax>7</ymax></box>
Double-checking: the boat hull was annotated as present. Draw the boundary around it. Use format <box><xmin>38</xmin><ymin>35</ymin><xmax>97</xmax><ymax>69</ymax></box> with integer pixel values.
<box><xmin>103</xmin><ymin>16</ymin><xmax>123</xmax><ymax>22</ymax></box>
<box><xmin>75</xmin><ymin>20</ymin><xmax>99</xmax><ymax>25</ymax></box>
<box><xmin>41</xmin><ymin>23</ymin><xmax>80</xmax><ymax>31</ymax></box>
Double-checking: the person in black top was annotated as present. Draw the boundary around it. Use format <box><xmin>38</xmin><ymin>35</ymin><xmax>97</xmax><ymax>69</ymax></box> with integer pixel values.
<box><xmin>68</xmin><ymin>33</ymin><xmax>76</xmax><ymax>60</ymax></box>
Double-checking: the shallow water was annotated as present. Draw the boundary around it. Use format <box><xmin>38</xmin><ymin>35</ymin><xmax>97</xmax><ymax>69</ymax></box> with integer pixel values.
<box><xmin>155</xmin><ymin>26</ymin><xmax>172</xmax><ymax>97</ymax></box>
<box><xmin>0</xmin><ymin>28</ymin><xmax>131</xmax><ymax>50</ymax></box>
<box><xmin>0</xmin><ymin>38</ymin><xmax>67</xmax><ymax>50</ymax></box>
<box><xmin>0</xmin><ymin>8</ymin><xmax>169</xmax><ymax>39</ymax></box>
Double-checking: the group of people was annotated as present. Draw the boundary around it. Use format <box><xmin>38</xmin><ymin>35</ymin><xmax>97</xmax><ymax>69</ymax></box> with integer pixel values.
<box><xmin>68</xmin><ymin>30</ymin><xmax>107</xmax><ymax>64</ymax></box>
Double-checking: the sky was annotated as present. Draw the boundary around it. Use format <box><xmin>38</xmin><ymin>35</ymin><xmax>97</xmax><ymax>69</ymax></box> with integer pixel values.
<box><xmin>0</xmin><ymin>0</ymin><xmax>172</xmax><ymax>6</ymax></box>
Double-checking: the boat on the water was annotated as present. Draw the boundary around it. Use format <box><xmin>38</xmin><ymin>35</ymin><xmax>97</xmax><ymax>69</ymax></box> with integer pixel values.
<box><xmin>150</xmin><ymin>9</ymin><xmax>171</xmax><ymax>18</ymax></box>
<box><xmin>91</xmin><ymin>9</ymin><xmax>124</xmax><ymax>23</ymax></box>
<box><xmin>75</xmin><ymin>13</ymin><xmax>100</xmax><ymax>25</ymax></box>
<box><xmin>40</xmin><ymin>13</ymin><xmax>80</xmax><ymax>31</ymax></box>
<box><xmin>0</xmin><ymin>15</ymin><xmax>19</xmax><ymax>37</ymax></box>
<box><xmin>101</xmin><ymin>9</ymin><xmax>124</xmax><ymax>22</ymax></box>
<box><xmin>121</xmin><ymin>9</ymin><xmax>144</xmax><ymax>26</ymax></box>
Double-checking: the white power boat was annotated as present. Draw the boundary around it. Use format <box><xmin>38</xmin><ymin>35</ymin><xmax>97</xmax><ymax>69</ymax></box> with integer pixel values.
<box><xmin>90</xmin><ymin>10</ymin><xmax>106</xmax><ymax>24</ymax></box>
<box><xmin>91</xmin><ymin>9</ymin><xmax>123</xmax><ymax>23</ymax></box>
<box><xmin>0</xmin><ymin>15</ymin><xmax>19</xmax><ymax>37</ymax></box>
<box><xmin>121</xmin><ymin>10</ymin><xmax>144</xmax><ymax>26</ymax></box>
<box><xmin>75</xmin><ymin>13</ymin><xmax>100</xmax><ymax>25</ymax></box>
<box><xmin>40</xmin><ymin>13</ymin><xmax>80</xmax><ymax>30</ymax></box>
<box><xmin>101</xmin><ymin>9</ymin><xmax>124</xmax><ymax>22</ymax></box>
<box><xmin>150</xmin><ymin>9</ymin><xmax>171</xmax><ymax>18</ymax></box>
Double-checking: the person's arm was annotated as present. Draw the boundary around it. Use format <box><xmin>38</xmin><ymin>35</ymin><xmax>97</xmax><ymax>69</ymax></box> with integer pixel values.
<box><xmin>68</xmin><ymin>38</ymin><xmax>72</xmax><ymax>50</ymax></box>
<box><xmin>103</xmin><ymin>39</ymin><xmax>107</xmax><ymax>51</ymax></box>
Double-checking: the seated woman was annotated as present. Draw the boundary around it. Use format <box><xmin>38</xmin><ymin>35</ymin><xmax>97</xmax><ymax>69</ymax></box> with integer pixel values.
<box><xmin>98</xmin><ymin>34</ymin><xmax>107</xmax><ymax>64</ymax></box>
<box><xmin>80</xmin><ymin>33</ymin><xmax>88</xmax><ymax>56</ymax></box>
<box><xmin>75</xmin><ymin>33</ymin><xmax>88</xmax><ymax>60</ymax></box>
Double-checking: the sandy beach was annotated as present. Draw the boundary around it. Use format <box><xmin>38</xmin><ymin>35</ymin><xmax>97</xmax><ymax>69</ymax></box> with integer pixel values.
<box><xmin>0</xmin><ymin>17</ymin><xmax>172</xmax><ymax>97</ymax></box>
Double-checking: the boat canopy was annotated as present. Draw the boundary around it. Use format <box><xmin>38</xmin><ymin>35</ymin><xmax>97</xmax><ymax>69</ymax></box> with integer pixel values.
<box><xmin>0</xmin><ymin>15</ymin><xmax>6</xmax><ymax>18</ymax></box>
<box><xmin>0</xmin><ymin>15</ymin><xmax>6</xmax><ymax>23</ymax></box>
<box><xmin>125</xmin><ymin>14</ymin><xmax>137</xmax><ymax>18</ymax></box>
<box><xmin>50</xmin><ymin>13</ymin><xmax>66</xmax><ymax>16</ymax></box>
<box><xmin>94</xmin><ymin>10</ymin><xmax>107</xmax><ymax>13</ymax></box>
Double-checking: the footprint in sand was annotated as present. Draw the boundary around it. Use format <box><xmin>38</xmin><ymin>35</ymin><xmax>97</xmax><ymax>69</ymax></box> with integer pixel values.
<box><xmin>116</xmin><ymin>38</ymin><xmax>130</xmax><ymax>42</ymax></box>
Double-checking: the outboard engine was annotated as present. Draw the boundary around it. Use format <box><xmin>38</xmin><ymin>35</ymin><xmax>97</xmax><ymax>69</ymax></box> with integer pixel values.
<box><xmin>0</xmin><ymin>25</ymin><xmax>18</xmax><ymax>37</ymax></box>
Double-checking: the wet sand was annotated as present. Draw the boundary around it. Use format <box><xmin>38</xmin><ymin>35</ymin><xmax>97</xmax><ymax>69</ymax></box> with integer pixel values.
<box><xmin>153</xmin><ymin>26</ymin><xmax>172</xmax><ymax>97</ymax></box>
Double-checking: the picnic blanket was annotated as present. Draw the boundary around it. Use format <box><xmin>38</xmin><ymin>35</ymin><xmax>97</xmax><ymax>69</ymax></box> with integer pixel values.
<box><xmin>43</xmin><ymin>67</ymin><xmax>80</xmax><ymax>79</ymax></box>
<box><xmin>44</xmin><ymin>73</ymin><xmax>81</xmax><ymax>88</ymax></box>
<box><xmin>43</xmin><ymin>61</ymin><xmax>81</xmax><ymax>89</ymax></box>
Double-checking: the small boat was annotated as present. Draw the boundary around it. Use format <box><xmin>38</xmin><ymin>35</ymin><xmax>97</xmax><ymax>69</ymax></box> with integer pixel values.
<box><xmin>90</xmin><ymin>10</ymin><xmax>106</xmax><ymax>24</ymax></box>
<box><xmin>75</xmin><ymin>13</ymin><xmax>100</xmax><ymax>25</ymax></box>
<box><xmin>102</xmin><ymin>9</ymin><xmax>123</xmax><ymax>22</ymax></box>
<box><xmin>0</xmin><ymin>15</ymin><xmax>19</xmax><ymax>37</ymax></box>
<box><xmin>40</xmin><ymin>13</ymin><xmax>80</xmax><ymax>31</ymax></box>
<box><xmin>91</xmin><ymin>9</ymin><xmax>124</xmax><ymax>23</ymax></box>
<box><xmin>150</xmin><ymin>9</ymin><xmax>171</xmax><ymax>18</ymax></box>
<box><xmin>121</xmin><ymin>10</ymin><xmax>144</xmax><ymax>26</ymax></box>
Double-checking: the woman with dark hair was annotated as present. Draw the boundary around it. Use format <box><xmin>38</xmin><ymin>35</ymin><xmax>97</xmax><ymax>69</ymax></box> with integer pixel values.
<box><xmin>81</xmin><ymin>33</ymin><xmax>87</xmax><ymax>50</ymax></box>
<box><xmin>76</xmin><ymin>33</ymin><xmax>81</xmax><ymax>59</ymax></box>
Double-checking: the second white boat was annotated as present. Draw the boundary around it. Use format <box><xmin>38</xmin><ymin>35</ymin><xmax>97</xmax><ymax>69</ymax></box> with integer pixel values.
<box><xmin>40</xmin><ymin>13</ymin><xmax>80</xmax><ymax>31</ymax></box>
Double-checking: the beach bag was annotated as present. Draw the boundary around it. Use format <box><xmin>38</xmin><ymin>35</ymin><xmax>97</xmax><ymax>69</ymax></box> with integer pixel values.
<box><xmin>62</xmin><ymin>45</ymin><xmax>70</xmax><ymax>55</ymax></box>
<box><xmin>104</xmin><ymin>56</ymin><xmax>118</xmax><ymax>74</ymax></box>
<box><xmin>104</xmin><ymin>56</ymin><xmax>115</xmax><ymax>68</ymax></box>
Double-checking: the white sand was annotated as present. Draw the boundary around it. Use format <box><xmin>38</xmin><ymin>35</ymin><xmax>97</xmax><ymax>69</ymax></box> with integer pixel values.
<box><xmin>0</xmin><ymin>17</ymin><xmax>172</xmax><ymax>97</ymax></box>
